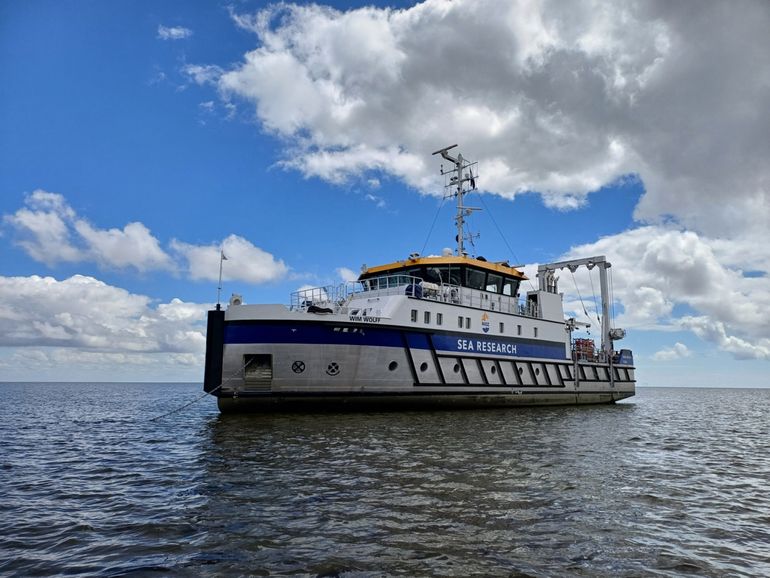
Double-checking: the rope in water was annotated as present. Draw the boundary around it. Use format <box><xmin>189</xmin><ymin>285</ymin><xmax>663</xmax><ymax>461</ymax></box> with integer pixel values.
<box><xmin>149</xmin><ymin>384</ymin><xmax>222</xmax><ymax>422</ymax></box>
<box><xmin>149</xmin><ymin>357</ymin><xmax>255</xmax><ymax>421</ymax></box>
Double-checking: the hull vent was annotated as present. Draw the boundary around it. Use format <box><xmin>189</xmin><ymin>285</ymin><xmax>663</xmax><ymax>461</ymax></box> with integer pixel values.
<box><xmin>244</xmin><ymin>354</ymin><xmax>273</xmax><ymax>393</ymax></box>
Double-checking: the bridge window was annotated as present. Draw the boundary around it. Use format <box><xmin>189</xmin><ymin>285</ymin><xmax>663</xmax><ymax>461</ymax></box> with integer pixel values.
<box><xmin>424</xmin><ymin>268</ymin><xmax>442</xmax><ymax>284</ymax></box>
<box><xmin>466</xmin><ymin>268</ymin><xmax>486</xmax><ymax>290</ymax></box>
<box><xmin>503</xmin><ymin>277</ymin><xmax>520</xmax><ymax>296</ymax></box>
<box><xmin>446</xmin><ymin>267</ymin><xmax>462</xmax><ymax>286</ymax></box>
<box><xmin>486</xmin><ymin>273</ymin><xmax>503</xmax><ymax>293</ymax></box>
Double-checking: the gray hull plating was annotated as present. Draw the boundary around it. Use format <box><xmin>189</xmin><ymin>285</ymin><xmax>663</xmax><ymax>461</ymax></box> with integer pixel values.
<box><xmin>216</xmin><ymin>342</ymin><xmax>635</xmax><ymax>412</ymax></box>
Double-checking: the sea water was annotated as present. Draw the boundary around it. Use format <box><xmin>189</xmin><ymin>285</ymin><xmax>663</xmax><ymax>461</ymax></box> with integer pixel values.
<box><xmin>1</xmin><ymin>383</ymin><xmax>768</xmax><ymax>577</ymax></box>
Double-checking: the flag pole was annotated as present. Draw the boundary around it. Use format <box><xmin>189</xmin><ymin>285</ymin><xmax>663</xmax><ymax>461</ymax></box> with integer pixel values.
<box><xmin>216</xmin><ymin>249</ymin><xmax>226</xmax><ymax>310</ymax></box>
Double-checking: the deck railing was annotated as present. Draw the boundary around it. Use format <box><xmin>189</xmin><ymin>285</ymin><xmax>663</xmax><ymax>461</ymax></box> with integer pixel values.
<box><xmin>290</xmin><ymin>273</ymin><xmax>537</xmax><ymax>318</ymax></box>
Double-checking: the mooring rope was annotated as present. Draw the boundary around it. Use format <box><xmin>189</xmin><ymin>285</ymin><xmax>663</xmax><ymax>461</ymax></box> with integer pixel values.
<box><xmin>149</xmin><ymin>357</ymin><xmax>255</xmax><ymax>421</ymax></box>
<box><xmin>148</xmin><ymin>385</ymin><xmax>222</xmax><ymax>422</ymax></box>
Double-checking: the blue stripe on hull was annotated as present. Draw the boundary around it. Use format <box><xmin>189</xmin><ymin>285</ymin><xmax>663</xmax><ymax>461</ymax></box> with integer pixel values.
<box><xmin>225</xmin><ymin>323</ymin><xmax>403</xmax><ymax>347</ymax></box>
<box><xmin>431</xmin><ymin>333</ymin><xmax>565</xmax><ymax>360</ymax></box>
<box><xmin>224</xmin><ymin>322</ymin><xmax>567</xmax><ymax>360</ymax></box>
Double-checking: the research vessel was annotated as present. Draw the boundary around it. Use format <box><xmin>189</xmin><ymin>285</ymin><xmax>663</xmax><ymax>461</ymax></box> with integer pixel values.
<box><xmin>203</xmin><ymin>145</ymin><xmax>635</xmax><ymax>412</ymax></box>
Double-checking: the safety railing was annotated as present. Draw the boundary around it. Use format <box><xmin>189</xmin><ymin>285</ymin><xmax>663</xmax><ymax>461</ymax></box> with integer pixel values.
<box><xmin>291</xmin><ymin>273</ymin><xmax>538</xmax><ymax>318</ymax></box>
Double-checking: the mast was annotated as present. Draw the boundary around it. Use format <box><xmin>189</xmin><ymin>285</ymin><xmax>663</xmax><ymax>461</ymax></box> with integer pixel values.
<box><xmin>432</xmin><ymin>144</ymin><xmax>479</xmax><ymax>256</ymax></box>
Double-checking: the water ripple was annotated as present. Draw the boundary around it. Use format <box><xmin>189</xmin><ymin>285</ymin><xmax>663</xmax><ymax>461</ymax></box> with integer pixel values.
<box><xmin>1</xmin><ymin>384</ymin><xmax>769</xmax><ymax>576</ymax></box>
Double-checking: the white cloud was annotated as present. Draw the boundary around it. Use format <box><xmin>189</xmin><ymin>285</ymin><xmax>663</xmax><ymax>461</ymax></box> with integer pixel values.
<box><xmin>336</xmin><ymin>267</ymin><xmax>359</xmax><ymax>283</ymax></box>
<box><xmin>3</xmin><ymin>192</ymin><xmax>289</xmax><ymax>285</ymax></box>
<box><xmin>0</xmin><ymin>275</ymin><xmax>208</xmax><ymax>354</ymax></box>
<box><xmin>196</xmin><ymin>1</ymin><xmax>649</xmax><ymax>199</ymax></box>
<box><xmin>559</xmin><ymin>225</ymin><xmax>770</xmax><ymax>360</ymax></box>
<box><xmin>3</xmin><ymin>190</ymin><xmax>175</xmax><ymax>273</ymax></box>
<box><xmin>157</xmin><ymin>25</ymin><xmax>193</xmax><ymax>40</ymax></box>
<box><xmin>74</xmin><ymin>220</ymin><xmax>174</xmax><ymax>272</ymax></box>
<box><xmin>186</xmin><ymin>1</ymin><xmax>769</xmax><ymax>237</ymax></box>
<box><xmin>679</xmin><ymin>317</ymin><xmax>770</xmax><ymax>361</ymax></box>
<box><xmin>3</xmin><ymin>190</ymin><xmax>81</xmax><ymax>265</ymax></box>
<box><xmin>171</xmin><ymin>234</ymin><xmax>289</xmax><ymax>284</ymax></box>
<box><xmin>652</xmin><ymin>342</ymin><xmax>691</xmax><ymax>361</ymax></box>
<box><xmin>183</xmin><ymin>64</ymin><xmax>224</xmax><ymax>86</ymax></box>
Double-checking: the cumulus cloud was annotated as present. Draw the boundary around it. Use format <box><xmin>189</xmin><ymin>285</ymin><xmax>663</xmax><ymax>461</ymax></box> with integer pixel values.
<box><xmin>3</xmin><ymin>190</ymin><xmax>175</xmax><ymax>272</ymax></box>
<box><xmin>559</xmin><ymin>225</ymin><xmax>770</xmax><ymax>359</ymax></box>
<box><xmin>74</xmin><ymin>220</ymin><xmax>174</xmax><ymax>272</ymax></box>
<box><xmin>184</xmin><ymin>1</ymin><xmax>769</xmax><ymax>226</ymax></box>
<box><xmin>0</xmin><ymin>275</ymin><xmax>208</xmax><ymax>353</ymax></box>
<box><xmin>171</xmin><ymin>234</ymin><xmax>289</xmax><ymax>284</ymax></box>
<box><xmin>652</xmin><ymin>342</ymin><xmax>692</xmax><ymax>361</ymax></box>
<box><xmin>3</xmin><ymin>190</ymin><xmax>81</xmax><ymax>265</ymax></box>
<box><xmin>157</xmin><ymin>25</ymin><xmax>193</xmax><ymax>40</ymax></box>
<box><xmin>3</xmin><ymin>191</ymin><xmax>290</xmax><ymax>284</ymax></box>
<box><xmin>679</xmin><ymin>317</ymin><xmax>770</xmax><ymax>361</ymax></box>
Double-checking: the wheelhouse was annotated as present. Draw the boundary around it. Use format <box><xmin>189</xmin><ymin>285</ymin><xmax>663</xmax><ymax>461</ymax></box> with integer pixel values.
<box><xmin>359</xmin><ymin>255</ymin><xmax>527</xmax><ymax>298</ymax></box>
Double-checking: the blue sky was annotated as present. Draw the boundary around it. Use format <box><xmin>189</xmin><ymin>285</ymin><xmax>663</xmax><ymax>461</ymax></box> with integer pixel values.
<box><xmin>2</xmin><ymin>0</ymin><xmax>770</xmax><ymax>385</ymax></box>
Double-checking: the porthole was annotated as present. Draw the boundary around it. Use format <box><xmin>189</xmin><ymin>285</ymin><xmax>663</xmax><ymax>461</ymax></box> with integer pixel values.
<box><xmin>491</xmin><ymin>365</ymin><xmax>497</xmax><ymax>375</ymax></box>
<box><xmin>518</xmin><ymin>366</ymin><xmax>523</xmax><ymax>374</ymax></box>
<box><xmin>420</xmin><ymin>362</ymin><xmax>429</xmax><ymax>372</ymax></box>
<box><xmin>453</xmin><ymin>363</ymin><xmax>460</xmax><ymax>373</ymax></box>
<box><xmin>326</xmin><ymin>362</ymin><xmax>340</xmax><ymax>376</ymax></box>
<box><xmin>388</xmin><ymin>361</ymin><xmax>398</xmax><ymax>371</ymax></box>
<box><xmin>535</xmin><ymin>367</ymin><xmax>540</xmax><ymax>375</ymax></box>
